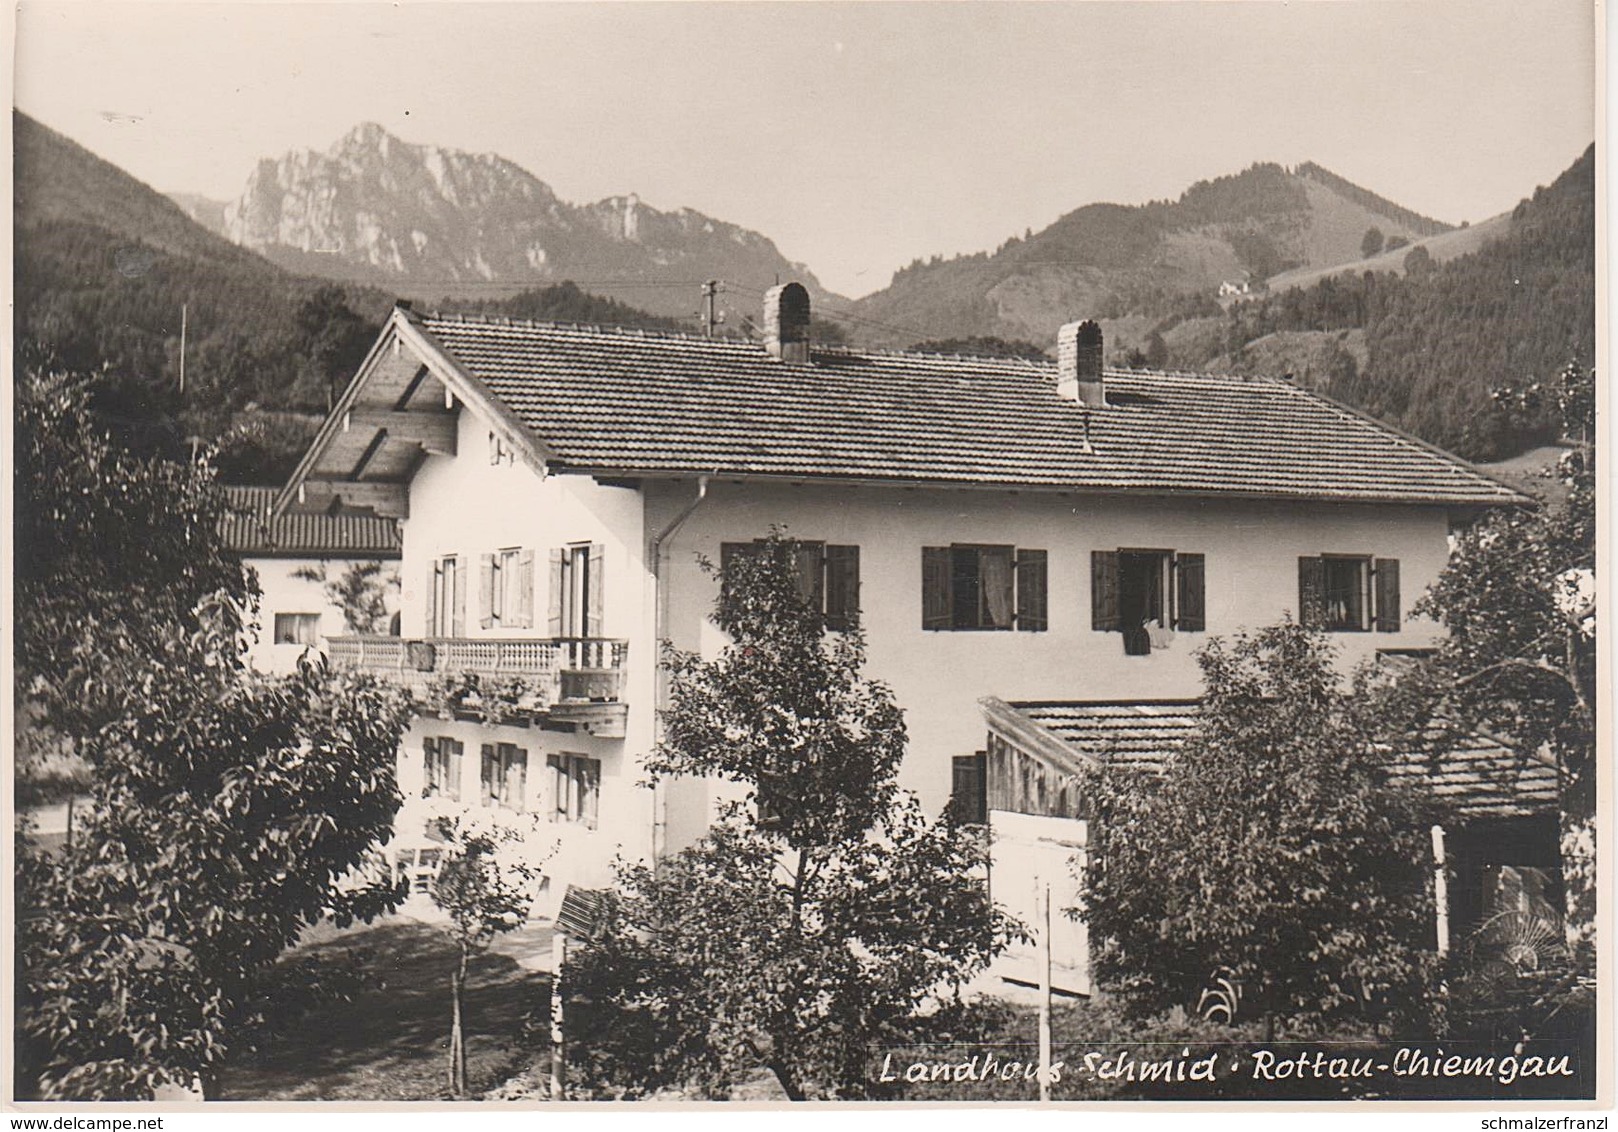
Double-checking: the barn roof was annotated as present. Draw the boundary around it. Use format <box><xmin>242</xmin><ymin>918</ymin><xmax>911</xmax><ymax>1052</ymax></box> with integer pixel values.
<box><xmin>221</xmin><ymin>485</ymin><xmax>401</xmax><ymax>558</ymax></box>
<box><xmin>989</xmin><ymin>697</ymin><xmax>1558</xmax><ymax>821</ymax></box>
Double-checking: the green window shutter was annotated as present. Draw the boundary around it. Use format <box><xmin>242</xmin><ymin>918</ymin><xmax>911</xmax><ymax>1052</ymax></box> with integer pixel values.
<box><xmin>516</xmin><ymin>549</ymin><xmax>535</xmax><ymax>629</ymax></box>
<box><xmin>1015</xmin><ymin>549</ymin><xmax>1048</xmax><ymax>632</ymax></box>
<box><xmin>547</xmin><ymin>549</ymin><xmax>564</xmax><ymax>637</ymax></box>
<box><xmin>587</xmin><ymin>544</ymin><xmax>605</xmax><ymax>637</ymax></box>
<box><xmin>426</xmin><ymin>562</ymin><xmax>439</xmax><ymax>637</ymax></box>
<box><xmin>1298</xmin><ymin>556</ymin><xmax>1327</xmax><ymax>629</ymax></box>
<box><xmin>423</xmin><ymin>737</ymin><xmax>438</xmax><ymax>794</ymax></box>
<box><xmin>1091</xmin><ymin>551</ymin><xmax>1120</xmax><ymax>631</ymax></box>
<box><xmin>824</xmin><ymin>545</ymin><xmax>860</xmax><ymax>631</ymax></box>
<box><xmin>452</xmin><ymin>558</ymin><xmax>468</xmax><ymax>637</ymax></box>
<box><xmin>447</xmin><ymin>740</ymin><xmax>462</xmax><ymax>802</ymax></box>
<box><xmin>922</xmin><ymin>547</ymin><xmax>952</xmax><ymax>630</ymax></box>
<box><xmin>480</xmin><ymin>744</ymin><xmax>496</xmax><ymax>807</ymax></box>
<box><xmin>479</xmin><ymin>554</ymin><xmax>496</xmax><ymax>629</ymax></box>
<box><xmin>1373</xmin><ymin>558</ymin><xmax>1401</xmax><ymax>633</ymax></box>
<box><xmin>1175</xmin><ymin>552</ymin><xmax>1206</xmax><ymax>632</ymax></box>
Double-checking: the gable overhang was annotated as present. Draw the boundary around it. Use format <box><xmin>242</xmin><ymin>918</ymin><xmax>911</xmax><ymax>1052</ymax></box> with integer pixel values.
<box><xmin>273</xmin><ymin>306</ymin><xmax>557</xmax><ymax>519</ymax></box>
<box><xmin>980</xmin><ymin>695</ymin><xmax>1100</xmax><ymax>779</ymax></box>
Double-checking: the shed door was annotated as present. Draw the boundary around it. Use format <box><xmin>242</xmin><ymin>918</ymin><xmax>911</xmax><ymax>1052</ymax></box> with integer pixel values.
<box><xmin>988</xmin><ymin>810</ymin><xmax>1090</xmax><ymax>995</ymax></box>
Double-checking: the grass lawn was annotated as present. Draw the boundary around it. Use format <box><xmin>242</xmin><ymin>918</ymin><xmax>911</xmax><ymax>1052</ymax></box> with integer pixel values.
<box><xmin>218</xmin><ymin>915</ymin><xmax>551</xmax><ymax>1101</ymax></box>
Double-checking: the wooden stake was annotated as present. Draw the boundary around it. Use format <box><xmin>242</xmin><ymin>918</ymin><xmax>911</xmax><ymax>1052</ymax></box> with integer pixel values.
<box><xmin>1432</xmin><ymin>824</ymin><xmax>1450</xmax><ymax>956</ymax></box>
<box><xmin>1038</xmin><ymin>881</ymin><xmax>1052</xmax><ymax>1102</ymax></box>
<box><xmin>550</xmin><ymin>932</ymin><xmax>568</xmax><ymax>1101</ymax></box>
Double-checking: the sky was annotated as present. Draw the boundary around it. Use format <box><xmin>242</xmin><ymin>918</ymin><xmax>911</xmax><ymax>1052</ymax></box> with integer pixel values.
<box><xmin>13</xmin><ymin>1</ymin><xmax>1598</xmax><ymax>298</ymax></box>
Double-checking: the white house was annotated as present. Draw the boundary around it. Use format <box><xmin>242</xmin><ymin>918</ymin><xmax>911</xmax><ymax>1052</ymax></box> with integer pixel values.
<box><xmin>273</xmin><ymin>284</ymin><xmax>1526</xmax><ymax>921</ymax></box>
<box><xmin>221</xmin><ymin>485</ymin><xmax>401</xmax><ymax>674</ymax></box>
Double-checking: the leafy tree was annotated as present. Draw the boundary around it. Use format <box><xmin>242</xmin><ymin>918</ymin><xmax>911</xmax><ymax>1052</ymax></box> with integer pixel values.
<box><xmin>1402</xmin><ymin>244</ymin><xmax>1435</xmax><ymax>280</ymax></box>
<box><xmin>1081</xmin><ymin>623</ymin><xmax>1439</xmax><ymax>1032</ymax></box>
<box><xmin>291</xmin><ymin>560</ymin><xmax>401</xmax><ymax>634</ymax></box>
<box><xmin>566</xmin><ymin>534</ymin><xmax>1017</xmax><ymax>1099</ymax></box>
<box><xmin>290</xmin><ymin>285</ymin><xmax>379</xmax><ymax>409</ymax></box>
<box><xmin>429</xmin><ymin>821</ymin><xmax>541</xmax><ymax>1097</ymax></box>
<box><xmin>14</xmin><ymin>370</ymin><xmax>414</xmax><ymax>1098</ymax></box>
<box><xmin>1412</xmin><ymin>362</ymin><xmax>1596</xmax><ymax>943</ymax></box>
<box><xmin>1361</xmin><ymin>226</ymin><xmax>1386</xmax><ymax>258</ymax></box>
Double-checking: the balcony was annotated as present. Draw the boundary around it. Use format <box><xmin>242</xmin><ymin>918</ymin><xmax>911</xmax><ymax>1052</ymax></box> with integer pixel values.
<box><xmin>327</xmin><ymin>636</ymin><xmax>630</xmax><ymax>737</ymax></box>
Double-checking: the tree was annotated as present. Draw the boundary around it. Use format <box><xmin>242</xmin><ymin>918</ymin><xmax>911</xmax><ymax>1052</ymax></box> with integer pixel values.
<box><xmin>566</xmin><ymin>533</ymin><xmax>1017</xmax><ymax>1099</ymax></box>
<box><xmin>291</xmin><ymin>560</ymin><xmax>401</xmax><ymax>634</ymax></box>
<box><xmin>14</xmin><ymin>369</ymin><xmax>414</xmax><ymax>1098</ymax></box>
<box><xmin>1361</xmin><ymin>226</ymin><xmax>1386</xmax><ymax>258</ymax></box>
<box><xmin>1413</xmin><ymin>362</ymin><xmax>1596</xmax><ymax>942</ymax></box>
<box><xmin>429</xmin><ymin>820</ymin><xmax>541</xmax><ymax>1097</ymax></box>
<box><xmin>1081</xmin><ymin>623</ymin><xmax>1439</xmax><ymax>1032</ymax></box>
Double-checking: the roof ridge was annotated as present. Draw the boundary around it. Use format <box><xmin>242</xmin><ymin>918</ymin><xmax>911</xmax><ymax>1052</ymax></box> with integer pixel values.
<box><xmin>421</xmin><ymin>309</ymin><xmax>748</xmax><ymax>347</ymax></box>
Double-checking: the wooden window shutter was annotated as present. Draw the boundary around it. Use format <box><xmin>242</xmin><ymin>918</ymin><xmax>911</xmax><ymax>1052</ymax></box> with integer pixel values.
<box><xmin>587</xmin><ymin>544</ymin><xmax>605</xmax><ymax>636</ymax></box>
<box><xmin>1015</xmin><ymin>549</ymin><xmax>1048</xmax><ymax>632</ymax></box>
<box><xmin>508</xmin><ymin>748</ymin><xmax>528</xmax><ymax>812</ymax></box>
<box><xmin>547</xmin><ymin>549</ymin><xmax>564</xmax><ymax>637</ymax></box>
<box><xmin>426</xmin><ymin>562</ymin><xmax>439</xmax><ymax>637</ymax></box>
<box><xmin>1373</xmin><ymin>558</ymin><xmax>1401</xmax><ymax>633</ymax></box>
<box><xmin>480</xmin><ymin>744</ymin><xmax>496</xmax><ymax>807</ymax></box>
<box><xmin>452</xmin><ymin>558</ymin><xmax>468</xmax><ymax>637</ymax></box>
<box><xmin>824</xmin><ymin>545</ymin><xmax>860</xmax><ymax>631</ymax></box>
<box><xmin>516</xmin><ymin>549</ymin><xmax>535</xmax><ymax>629</ymax></box>
<box><xmin>447</xmin><ymin>740</ymin><xmax>462</xmax><ymax>801</ymax></box>
<box><xmin>1091</xmin><ymin>551</ymin><xmax>1121</xmax><ymax>631</ymax></box>
<box><xmin>922</xmin><ymin>547</ymin><xmax>952</xmax><ymax>629</ymax></box>
<box><xmin>546</xmin><ymin>754</ymin><xmax>563</xmax><ymax>822</ymax></box>
<box><xmin>1175</xmin><ymin>553</ymin><xmax>1206</xmax><ymax>632</ymax></box>
<box><xmin>479</xmin><ymin>554</ymin><xmax>496</xmax><ymax>629</ymax></box>
<box><xmin>1298</xmin><ymin>556</ymin><xmax>1327</xmax><ymax>629</ymax></box>
<box><xmin>423</xmin><ymin>737</ymin><xmax>438</xmax><ymax>793</ymax></box>
<box><xmin>584</xmin><ymin>758</ymin><xmax>600</xmax><ymax>830</ymax></box>
<box><xmin>792</xmin><ymin>542</ymin><xmax>825</xmax><ymax>613</ymax></box>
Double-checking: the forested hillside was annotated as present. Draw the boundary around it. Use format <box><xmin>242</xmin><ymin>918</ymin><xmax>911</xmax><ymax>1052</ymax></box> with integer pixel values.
<box><xmin>1169</xmin><ymin>145</ymin><xmax>1595</xmax><ymax>460</ymax></box>
<box><xmin>13</xmin><ymin>114</ymin><xmax>693</xmax><ymax>481</ymax></box>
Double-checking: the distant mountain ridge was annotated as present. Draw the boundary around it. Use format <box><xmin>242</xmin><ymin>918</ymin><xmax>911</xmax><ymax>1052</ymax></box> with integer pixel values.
<box><xmin>217</xmin><ymin>123</ymin><xmax>839</xmax><ymax>318</ymax></box>
<box><xmin>849</xmin><ymin>161</ymin><xmax>1455</xmax><ymax>344</ymax></box>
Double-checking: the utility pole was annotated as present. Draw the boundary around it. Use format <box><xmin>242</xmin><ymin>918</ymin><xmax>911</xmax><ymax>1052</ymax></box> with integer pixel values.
<box><xmin>700</xmin><ymin>279</ymin><xmax>724</xmax><ymax>337</ymax></box>
<box><xmin>178</xmin><ymin>303</ymin><xmax>188</xmax><ymax>393</ymax></box>
<box><xmin>1038</xmin><ymin>880</ymin><xmax>1053</xmax><ymax>1102</ymax></box>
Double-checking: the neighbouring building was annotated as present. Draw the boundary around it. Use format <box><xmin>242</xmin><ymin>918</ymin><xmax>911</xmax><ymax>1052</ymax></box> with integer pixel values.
<box><xmin>221</xmin><ymin>485</ymin><xmax>401</xmax><ymax>673</ymax></box>
<box><xmin>273</xmin><ymin>284</ymin><xmax>1528</xmax><ymax>925</ymax></box>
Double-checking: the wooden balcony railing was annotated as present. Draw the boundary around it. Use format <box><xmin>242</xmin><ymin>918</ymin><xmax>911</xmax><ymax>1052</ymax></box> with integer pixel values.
<box><xmin>326</xmin><ymin>635</ymin><xmax>630</xmax><ymax>735</ymax></box>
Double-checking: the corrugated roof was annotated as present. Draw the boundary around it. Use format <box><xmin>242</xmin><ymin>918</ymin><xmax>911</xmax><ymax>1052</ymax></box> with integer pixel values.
<box><xmin>409</xmin><ymin>312</ymin><xmax>1526</xmax><ymax>507</ymax></box>
<box><xmin>1005</xmin><ymin>699</ymin><xmax>1558</xmax><ymax>821</ymax></box>
<box><xmin>221</xmin><ymin>485</ymin><xmax>402</xmax><ymax>557</ymax></box>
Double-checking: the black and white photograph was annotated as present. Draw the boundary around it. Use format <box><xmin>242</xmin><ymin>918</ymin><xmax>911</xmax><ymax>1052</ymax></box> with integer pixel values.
<box><xmin>6</xmin><ymin>0</ymin><xmax>1605</xmax><ymax>1116</ymax></box>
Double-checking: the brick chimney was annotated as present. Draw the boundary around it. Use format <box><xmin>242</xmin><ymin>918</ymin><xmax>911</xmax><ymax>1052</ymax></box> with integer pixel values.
<box><xmin>763</xmin><ymin>282</ymin><xmax>811</xmax><ymax>363</ymax></box>
<box><xmin>1056</xmin><ymin>320</ymin><xmax>1105</xmax><ymax>407</ymax></box>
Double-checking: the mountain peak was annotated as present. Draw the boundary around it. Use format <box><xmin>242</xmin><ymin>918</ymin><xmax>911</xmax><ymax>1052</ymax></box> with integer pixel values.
<box><xmin>338</xmin><ymin>121</ymin><xmax>397</xmax><ymax>151</ymax></box>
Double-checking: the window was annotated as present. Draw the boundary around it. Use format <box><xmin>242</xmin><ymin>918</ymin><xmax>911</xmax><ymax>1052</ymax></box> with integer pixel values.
<box><xmin>273</xmin><ymin>612</ymin><xmax>321</xmax><ymax>646</ymax></box>
<box><xmin>550</xmin><ymin>544</ymin><xmax>604</xmax><ymax>637</ymax></box>
<box><xmin>922</xmin><ymin>545</ymin><xmax>1047</xmax><ymax>631</ymax></box>
<box><xmin>1092</xmin><ymin>549</ymin><xmax>1205</xmax><ymax>654</ymax></box>
<box><xmin>721</xmin><ymin>540</ymin><xmax>861</xmax><ymax>630</ymax></box>
<box><xmin>481</xmin><ymin>548</ymin><xmax>535</xmax><ymax>629</ymax></box>
<box><xmin>423</xmin><ymin>737</ymin><xmax>463</xmax><ymax>801</ymax></box>
<box><xmin>426</xmin><ymin>555</ymin><xmax>467</xmax><ymax>637</ymax></box>
<box><xmin>949</xmin><ymin>752</ymin><xmax>988</xmax><ymax>825</ymax></box>
<box><xmin>547</xmin><ymin>753</ymin><xmax>600</xmax><ymax>829</ymax></box>
<box><xmin>480</xmin><ymin>743</ymin><xmax>528</xmax><ymax>811</ymax></box>
<box><xmin>1298</xmin><ymin>556</ymin><xmax>1400</xmax><ymax>632</ymax></box>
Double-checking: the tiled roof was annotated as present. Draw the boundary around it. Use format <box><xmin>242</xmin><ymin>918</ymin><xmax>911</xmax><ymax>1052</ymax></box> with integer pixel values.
<box><xmin>1005</xmin><ymin>699</ymin><xmax>1558</xmax><ymax>821</ymax></box>
<box><xmin>221</xmin><ymin>486</ymin><xmax>402</xmax><ymax>558</ymax></box>
<box><xmin>411</xmin><ymin>312</ymin><xmax>1525</xmax><ymax>507</ymax></box>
